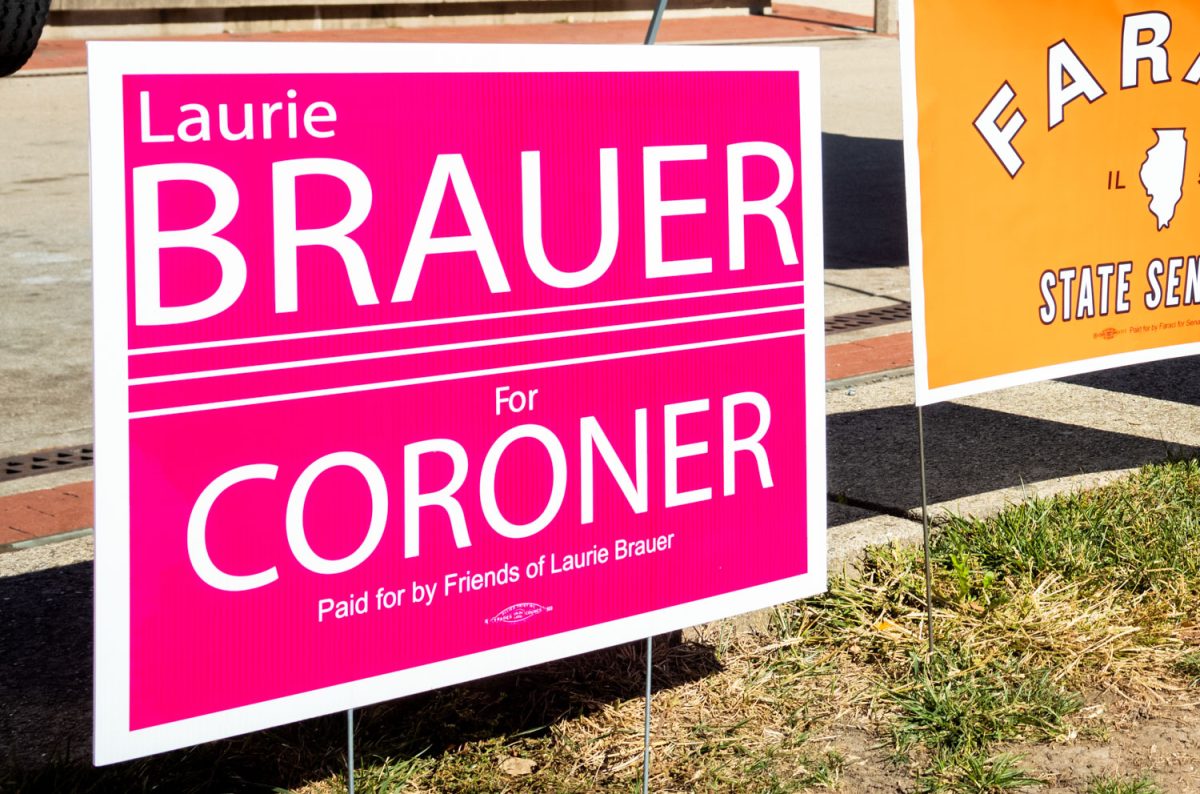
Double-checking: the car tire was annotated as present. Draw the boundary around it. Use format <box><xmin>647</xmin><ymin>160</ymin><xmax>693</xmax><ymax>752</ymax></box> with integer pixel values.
<box><xmin>0</xmin><ymin>0</ymin><xmax>51</xmax><ymax>78</ymax></box>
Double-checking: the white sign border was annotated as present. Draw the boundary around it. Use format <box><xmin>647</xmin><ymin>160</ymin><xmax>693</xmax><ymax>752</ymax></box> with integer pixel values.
<box><xmin>89</xmin><ymin>40</ymin><xmax>826</xmax><ymax>765</ymax></box>
<box><xmin>900</xmin><ymin>0</ymin><xmax>1200</xmax><ymax>407</ymax></box>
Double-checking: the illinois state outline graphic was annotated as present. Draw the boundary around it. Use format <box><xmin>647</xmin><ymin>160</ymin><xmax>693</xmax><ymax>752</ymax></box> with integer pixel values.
<box><xmin>1140</xmin><ymin>128</ymin><xmax>1188</xmax><ymax>230</ymax></box>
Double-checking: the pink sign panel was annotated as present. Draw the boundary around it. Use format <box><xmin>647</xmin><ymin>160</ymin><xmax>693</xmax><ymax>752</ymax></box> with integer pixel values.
<box><xmin>89</xmin><ymin>42</ymin><xmax>825</xmax><ymax>764</ymax></box>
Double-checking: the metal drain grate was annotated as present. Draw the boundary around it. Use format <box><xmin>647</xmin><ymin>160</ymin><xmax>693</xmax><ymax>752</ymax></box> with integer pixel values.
<box><xmin>1</xmin><ymin>445</ymin><xmax>94</xmax><ymax>483</ymax></box>
<box><xmin>826</xmin><ymin>302</ymin><xmax>911</xmax><ymax>334</ymax></box>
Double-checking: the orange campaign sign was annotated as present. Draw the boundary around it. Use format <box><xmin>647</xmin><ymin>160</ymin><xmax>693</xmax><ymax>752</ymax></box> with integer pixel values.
<box><xmin>902</xmin><ymin>0</ymin><xmax>1200</xmax><ymax>404</ymax></box>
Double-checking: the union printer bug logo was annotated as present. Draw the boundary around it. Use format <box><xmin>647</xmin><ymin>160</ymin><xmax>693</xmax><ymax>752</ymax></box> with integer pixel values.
<box><xmin>487</xmin><ymin>603</ymin><xmax>553</xmax><ymax>625</ymax></box>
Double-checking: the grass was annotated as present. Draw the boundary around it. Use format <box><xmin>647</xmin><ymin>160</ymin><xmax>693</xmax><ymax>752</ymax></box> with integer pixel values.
<box><xmin>770</xmin><ymin>458</ymin><xmax>1200</xmax><ymax>789</ymax></box>
<box><xmin>1085</xmin><ymin>776</ymin><xmax>1163</xmax><ymax>794</ymax></box>
<box><xmin>1174</xmin><ymin>650</ymin><xmax>1200</xmax><ymax>684</ymax></box>
<box><xmin>4</xmin><ymin>459</ymin><xmax>1200</xmax><ymax>792</ymax></box>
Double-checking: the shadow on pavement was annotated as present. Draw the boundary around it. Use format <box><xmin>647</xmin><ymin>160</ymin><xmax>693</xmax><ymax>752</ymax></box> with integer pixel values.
<box><xmin>822</xmin><ymin>132</ymin><xmax>908</xmax><ymax>269</ymax></box>
<box><xmin>827</xmin><ymin>402</ymin><xmax>1199</xmax><ymax>526</ymax></box>
<box><xmin>0</xmin><ymin>560</ymin><xmax>93</xmax><ymax>768</ymax></box>
<box><xmin>1059</xmin><ymin>355</ymin><xmax>1200</xmax><ymax>407</ymax></box>
<box><xmin>0</xmin><ymin>559</ymin><xmax>718</xmax><ymax>787</ymax></box>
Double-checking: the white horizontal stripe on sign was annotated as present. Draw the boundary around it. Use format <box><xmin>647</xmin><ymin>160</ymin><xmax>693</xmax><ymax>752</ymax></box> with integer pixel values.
<box><xmin>128</xmin><ymin>281</ymin><xmax>806</xmax><ymax>356</ymax></box>
<box><xmin>128</xmin><ymin>329</ymin><xmax>806</xmax><ymax>419</ymax></box>
<box><xmin>130</xmin><ymin>304</ymin><xmax>806</xmax><ymax>385</ymax></box>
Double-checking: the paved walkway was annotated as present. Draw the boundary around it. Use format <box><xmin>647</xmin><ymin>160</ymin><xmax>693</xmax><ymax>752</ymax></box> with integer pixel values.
<box><xmin>1</xmin><ymin>3</ymin><xmax>909</xmax><ymax>551</ymax></box>
<box><xmin>24</xmin><ymin>4</ymin><xmax>876</xmax><ymax>72</ymax></box>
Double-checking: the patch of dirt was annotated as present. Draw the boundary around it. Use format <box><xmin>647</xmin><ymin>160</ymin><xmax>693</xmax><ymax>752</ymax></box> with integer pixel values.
<box><xmin>799</xmin><ymin>685</ymin><xmax>1200</xmax><ymax>793</ymax></box>
<box><xmin>829</xmin><ymin>725</ymin><xmax>909</xmax><ymax>793</ymax></box>
<box><xmin>1012</xmin><ymin>690</ymin><xmax>1200</xmax><ymax>793</ymax></box>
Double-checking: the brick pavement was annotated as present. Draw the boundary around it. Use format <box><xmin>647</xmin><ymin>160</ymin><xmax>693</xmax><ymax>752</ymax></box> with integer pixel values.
<box><xmin>0</xmin><ymin>482</ymin><xmax>94</xmax><ymax>547</ymax></box>
<box><xmin>826</xmin><ymin>331</ymin><xmax>912</xmax><ymax>381</ymax></box>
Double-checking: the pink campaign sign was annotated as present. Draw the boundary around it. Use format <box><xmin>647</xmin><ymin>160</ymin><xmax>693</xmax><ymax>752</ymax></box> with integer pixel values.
<box><xmin>89</xmin><ymin>42</ymin><xmax>826</xmax><ymax>764</ymax></box>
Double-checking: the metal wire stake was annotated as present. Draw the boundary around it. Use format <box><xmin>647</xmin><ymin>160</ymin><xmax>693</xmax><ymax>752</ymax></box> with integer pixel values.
<box><xmin>640</xmin><ymin>5</ymin><xmax>666</xmax><ymax>784</ymax></box>
<box><xmin>642</xmin><ymin>636</ymin><xmax>653</xmax><ymax>794</ymax></box>
<box><xmin>644</xmin><ymin>0</ymin><xmax>669</xmax><ymax>44</ymax></box>
<box><xmin>640</xmin><ymin>2</ymin><xmax>670</xmax><ymax>782</ymax></box>
<box><xmin>917</xmin><ymin>406</ymin><xmax>935</xmax><ymax>655</ymax></box>
<box><xmin>347</xmin><ymin>708</ymin><xmax>356</xmax><ymax>794</ymax></box>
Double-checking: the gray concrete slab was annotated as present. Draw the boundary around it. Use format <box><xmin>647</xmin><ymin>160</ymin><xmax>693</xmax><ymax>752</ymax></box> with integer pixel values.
<box><xmin>824</xmin><ymin>265</ymin><xmax>909</xmax><ymax>303</ymax></box>
<box><xmin>828</xmin><ymin>361</ymin><xmax>1200</xmax><ymax>524</ymax></box>
<box><xmin>828</xmin><ymin>501</ymin><xmax>921</xmax><ymax>572</ymax></box>
<box><xmin>815</xmin><ymin>37</ymin><xmax>901</xmax><ymax>140</ymax></box>
<box><xmin>0</xmin><ymin>534</ymin><xmax>93</xmax><ymax>577</ymax></box>
<box><xmin>0</xmin><ymin>74</ymin><xmax>93</xmax><ymax>455</ymax></box>
<box><xmin>824</xmin><ymin>281</ymin><xmax>900</xmax><ymax>316</ymax></box>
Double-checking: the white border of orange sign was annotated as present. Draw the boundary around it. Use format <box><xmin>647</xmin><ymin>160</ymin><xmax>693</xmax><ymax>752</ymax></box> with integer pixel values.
<box><xmin>903</xmin><ymin>0</ymin><xmax>1200</xmax><ymax>406</ymax></box>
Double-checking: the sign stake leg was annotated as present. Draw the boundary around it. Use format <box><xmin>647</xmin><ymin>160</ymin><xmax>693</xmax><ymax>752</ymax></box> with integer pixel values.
<box><xmin>639</xmin><ymin>3</ymin><xmax>664</xmax><ymax>782</ymax></box>
<box><xmin>644</xmin><ymin>0</ymin><xmax>669</xmax><ymax>44</ymax></box>
<box><xmin>347</xmin><ymin>708</ymin><xmax>356</xmax><ymax>794</ymax></box>
<box><xmin>917</xmin><ymin>406</ymin><xmax>935</xmax><ymax>655</ymax></box>
<box><xmin>642</xmin><ymin>635</ymin><xmax>654</xmax><ymax>794</ymax></box>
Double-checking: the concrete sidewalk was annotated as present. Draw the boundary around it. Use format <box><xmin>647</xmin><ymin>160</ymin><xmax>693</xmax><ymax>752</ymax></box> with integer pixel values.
<box><xmin>4</xmin><ymin>13</ymin><xmax>1194</xmax><ymax>561</ymax></box>
<box><xmin>4</xmin><ymin>6</ymin><xmax>1192</xmax><ymax>562</ymax></box>
<box><xmin>1</xmin><ymin>5</ymin><xmax>907</xmax><ymax>553</ymax></box>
